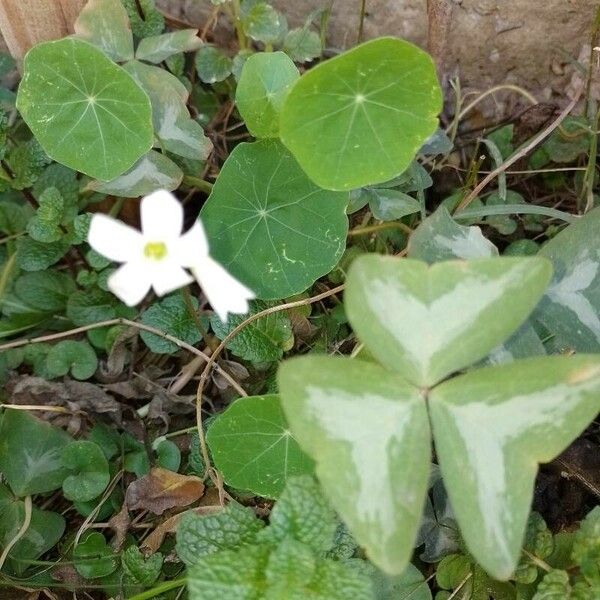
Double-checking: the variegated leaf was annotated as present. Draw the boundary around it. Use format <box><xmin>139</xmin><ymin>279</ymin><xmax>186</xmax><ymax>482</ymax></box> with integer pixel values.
<box><xmin>345</xmin><ymin>255</ymin><xmax>553</xmax><ymax>387</ymax></box>
<box><xmin>535</xmin><ymin>206</ymin><xmax>600</xmax><ymax>352</ymax></box>
<box><xmin>429</xmin><ymin>356</ymin><xmax>600</xmax><ymax>580</ymax></box>
<box><xmin>136</xmin><ymin>30</ymin><xmax>202</xmax><ymax>64</ymax></box>
<box><xmin>278</xmin><ymin>356</ymin><xmax>430</xmax><ymax>575</ymax></box>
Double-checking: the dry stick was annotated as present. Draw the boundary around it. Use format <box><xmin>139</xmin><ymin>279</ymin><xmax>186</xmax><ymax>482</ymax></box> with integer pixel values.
<box><xmin>194</xmin><ymin>284</ymin><xmax>346</xmax><ymax>487</ymax></box>
<box><xmin>0</xmin><ymin>496</ymin><xmax>31</xmax><ymax>571</ymax></box>
<box><xmin>0</xmin><ymin>318</ymin><xmax>246</xmax><ymax>398</ymax></box>
<box><xmin>455</xmin><ymin>86</ymin><xmax>584</xmax><ymax>213</ymax></box>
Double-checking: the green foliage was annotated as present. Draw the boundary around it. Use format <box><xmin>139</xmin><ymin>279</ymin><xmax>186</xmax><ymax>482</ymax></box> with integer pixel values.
<box><xmin>61</xmin><ymin>441</ymin><xmax>110</xmax><ymax>502</ymax></box>
<box><xmin>122</xmin><ymin>545</ymin><xmax>164</xmax><ymax>586</ymax></box>
<box><xmin>207</xmin><ymin>395</ymin><xmax>313</xmax><ymax>497</ymax></box>
<box><xmin>46</xmin><ymin>340</ymin><xmax>98</xmax><ymax>380</ymax></box>
<box><xmin>572</xmin><ymin>507</ymin><xmax>600</xmax><ymax>586</ymax></box>
<box><xmin>73</xmin><ymin>531</ymin><xmax>118</xmax><ymax>579</ymax></box>
<box><xmin>121</xmin><ymin>0</ymin><xmax>165</xmax><ymax>38</ymax></box>
<box><xmin>195</xmin><ymin>45</ymin><xmax>233</xmax><ymax>83</ymax></box>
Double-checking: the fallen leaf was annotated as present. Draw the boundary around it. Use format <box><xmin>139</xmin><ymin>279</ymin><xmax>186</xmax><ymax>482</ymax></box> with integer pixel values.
<box><xmin>108</xmin><ymin>502</ymin><xmax>131</xmax><ymax>551</ymax></box>
<box><xmin>125</xmin><ymin>467</ymin><xmax>204</xmax><ymax>515</ymax></box>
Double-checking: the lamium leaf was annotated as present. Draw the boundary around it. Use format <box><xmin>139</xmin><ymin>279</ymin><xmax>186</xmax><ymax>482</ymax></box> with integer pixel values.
<box><xmin>207</xmin><ymin>395</ymin><xmax>313</xmax><ymax>498</ymax></box>
<box><xmin>345</xmin><ymin>255</ymin><xmax>553</xmax><ymax>387</ymax></box>
<box><xmin>280</xmin><ymin>37</ymin><xmax>442</xmax><ymax>190</ymax></box>
<box><xmin>535</xmin><ymin>206</ymin><xmax>600</xmax><ymax>352</ymax></box>
<box><xmin>17</xmin><ymin>38</ymin><xmax>153</xmax><ymax>180</ymax></box>
<box><xmin>236</xmin><ymin>52</ymin><xmax>299</xmax><ymax>138</ymax></box>
<box><xmin>429</xmin><ymin>356</ymin><xmax>600</xmax><ymax>580</ymax></box>
<box><xmin>73</xmin><ymin>0</ymin><xmax>134</xmax><ymax>62</ymax></box>
<box><xmin>201</xmin><ymin>140</ymin><xmax>349</xmax><ymax>299</ymax></box>
<box><xmin>135</xmin><ymin>29</ymin><xmax>202</xmax><ymax>64</ymax></box>
<box><xmin>278</xmin><ymin>356</ymin><xmax>431</xmax><ymax>575</ymax></box>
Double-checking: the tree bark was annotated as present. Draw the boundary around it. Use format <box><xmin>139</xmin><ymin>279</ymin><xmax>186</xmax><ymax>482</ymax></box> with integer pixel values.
<box><xmin>0</xmin><ymin>0</ymin><xmax>85</xmax><ymax>61</ymax></box>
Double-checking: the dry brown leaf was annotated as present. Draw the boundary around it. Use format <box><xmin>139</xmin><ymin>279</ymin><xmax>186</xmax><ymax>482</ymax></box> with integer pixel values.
<box><xmin>125</xmin><ymin>467</ymin><xmax>204</xmax><ymax>515</ymax></box>
<box><xmin>108</xmin><ymin>502</ymin><xmax>131</xmax><ymax>551</ymax></box>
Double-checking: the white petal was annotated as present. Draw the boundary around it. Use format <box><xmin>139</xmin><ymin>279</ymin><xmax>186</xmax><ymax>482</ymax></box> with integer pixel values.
<box><xmin>150</xmin><ymin>259</ymin><xmax>194</xmax><ymax>297</ymax></box>
<box><xmin>172</xmin><ymin>219</ymin><xmax>209</xmax><ymax>267</ymax></box>
<box><xmin>141</xmin><ymin>189</ymin><xmax>184</xmax><ymax>241</ymax></box>
<box><xmin>108</xmin><ymin>261</ymin><xmax>152</xmax><ymax>306</ymax></box>
<box><xmin>191</xmin><ymin>256</ymin><xmax>254</xmax><ymax>322</ymax></box>
<box><xmin>88</xmin><ymin>214</ymin><xmax>143</xmax><ymax>263</ymax></box>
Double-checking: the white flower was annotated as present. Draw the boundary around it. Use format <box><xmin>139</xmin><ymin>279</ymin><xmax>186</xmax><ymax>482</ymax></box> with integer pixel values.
<box><xmin>88</xmin><ymin>189</ymin><xmax>254</xmax><ymax>321</ymax></box>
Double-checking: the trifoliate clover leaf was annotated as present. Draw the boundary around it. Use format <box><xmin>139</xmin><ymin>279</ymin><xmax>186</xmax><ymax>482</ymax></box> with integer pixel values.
<box><xmin>258</xmin><ymin>475</ymin><xmax>337</xmax><ymax>554</ymax></box>
<box><xmin>122</xmin><ymin>545</ymin><xmax>163</xmax><ymax>587</ymax></box>
<box><xmin>176</xmin><ymin>502</ymin><xmax>264</xmax><ymax>566</ymax></box>
<box><xmin>515</xmin><ymin>512</ymin><xmax>554</xmax><ymax>584</ymax></box>
<box><xmin>46</xmin><ymin>340</ymin><xmax>98</xmax><ymax>380</ymax></box>
<box><xmin>211</xmin><ymin>301</ymin><xmax>293</xmax><ymax>362</ymax></box>
<box><xmin>572</xmin><ymin>507</ymin><xmax>600</xmax><ymax>586</ymax></box>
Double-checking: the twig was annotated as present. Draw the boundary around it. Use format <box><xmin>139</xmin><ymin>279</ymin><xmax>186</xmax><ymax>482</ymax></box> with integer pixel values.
<box><xmin>0</xmin><ymin>496</ymin><xmax>32</xmax><ymax>571</ymax></box>
<box><xmin>455</xmin><ymin>86</ymin><xmax>584</xmax><ymax>212</ymax></box>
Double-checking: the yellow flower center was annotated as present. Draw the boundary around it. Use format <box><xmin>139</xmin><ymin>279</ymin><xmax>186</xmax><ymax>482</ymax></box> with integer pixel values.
<box><xmin>143</xmin><ymin>241</ymin><xmax>167</xmax><ymax>260</ymax></box>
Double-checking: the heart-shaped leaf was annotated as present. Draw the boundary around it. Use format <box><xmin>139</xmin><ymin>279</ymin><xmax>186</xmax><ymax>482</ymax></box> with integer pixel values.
<box><xmin>207</xmin><ymin>395</ymin><xmax>313</xmax><ymax>498</ymax></box>
<box><xmin>535</xmin><ymin>206</ymin><xmax>600</xmax><ymax>352</ymax></box>
<box><xmin>280</xmin><ymin>37</ymin><xmax>442</xmax><ymax>190</ymax></box>
<box><xmin>345</xmin><ymin>255</ymin><xmax>553</xmax><ymax>386</ymax></box>
<box><xmin>236</xmin><ymin>51</ymin><xmax>299</xmax><ymax>138</ymax></box>
<box><xmin>201</xmin><ymin>140</ymin><xmax>349</xmax><ymax>299</ymax></box>
<box><xmin>61</xmin><ymin>441</ymin><xmax>110</xmax><ymax>502</ymax></box>
<box><xmin>17</xmin><ymin>38</ymin><xmax>153</xmax><ymax>180</ymax></box>
<box><xmin>429</xmin><ymin>356</ymin><xmax>600</xmax><ymax>580</ymax></box>
<box><xmin>278</xmin><ymin>356</ymin><xmax>431</xmax><ymax>574</ymax></box>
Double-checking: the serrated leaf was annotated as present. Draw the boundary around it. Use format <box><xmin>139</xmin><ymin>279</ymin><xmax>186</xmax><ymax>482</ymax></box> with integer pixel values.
<box><xmin>125</xmin><ymin>60</ymin><xmax>212</xmax><ymax>160</ymax></box>
<box><xmin>258</xmin><ymin>475</ymin><xmax>337</xmax><ymax>554</ymax></box>
<box><xmin>195</xmin><ymin>45</ymin><xmax>233</xmax><ymax>83</ymax></box>
<box><xmin>210</xmin><ymin>301</ymin><xmax>292</xmax><ymax>362</ymax></box>
<box><xmin>32</xmin><ymin>163</ymin><xmax>79</xmax><ymax>206</ymax></box>
<box><xmin>0</xmin><ymin>409</ymin><xmax>72</xmax><ymax>496</ymax></box>
<box><xmin>15</xmin><ymin>236</ymin><xmax>69</xmax><ymax>271</ymax></box>
<box><xmin>429</xmin><ymin>356</ymin><xmax>600</xmax><ymax>580</ymax></box>
<box><xmin>278</xmin><ymin>357</ymin><xmax>430</xmax><ymax>574</ymax></box>
<box><xmin>535</xmin><ymin>206</ymin><xmax>600</xmax><ymax>352</ymax></box>
<box><xmin>122</xmin><ymin>545</ymin><xmax>163</xmax><ymax>586</ymax></box>
<box><xmin>136</xmin><ymin>29</ymin><xmax>202</xmax><ymax>63</ymax></box>
<box><xmin>176</xmin><ymin>502</ymin><xmax>264</xmax><ymax>566</ymax></box>
<box><xmin>140</xmin><ymin>293</ymin><xmax>205</xmax><ymax>354</ymax></box>
<box><xmin>207</xmin><ymin>395</ymin><xmax>313</xmax><ymax>498</ymax></box>
<box><xmin>532</xmin><ymin>570</ymin><xmax>572</xmax><ymax>600</ymax></box>
<box><xmin>201</xmin><ymin>140</ymin><xmax>348</xmax><ymax>299</ymax></box>
<box><xmin>26</xmin><ymin>187</ymin><xmax>64</xmax><ymax>242</ymax></box>
<box><xmin>572</xmin><ymin>506</ymin><xmax>600</xmax><ymax>585</ymax></box>
<box><xmin>280</xmin><ymin>37</ymin><xmax>442</xmax><ymax>190</ymax></box>
<box><xmin>74</xmin><ymin>0</ymin><xmax>134</xmax><ymax>62</ymax></box>
<box><xmin>122</xmin><ymin>0</ymin><xmax>164</xmax><ymax>38</ymax></box>
<box><xmin>265</xmin><ymin>538</ymin><xmax>316</xmax><ymax>592</ymax></box>
<box><xmin>88</xmin><ymin>149</ymin><xmax>183</xmax><ymax>197</ymax></box>
<box><xmin>13</xmin><ymin>271</ymin><xmax>76</xmax><ymax>312</ymax></box>
<box><xmin>2</xmin><ymin>138</ymin><xmax>51</xmax><ymax>190</ymax></box>
<box><xmin>17</xmin><ymin>38</ymin><xmax>153</xmax><ymax>180</ymax></box>
<box><xmin>66</xmin><ymin>288</ymin><xmax>120</xmax><ymax>325</ymax></box>
<box><xmin>236</xmin><ymin>52</ymin><xmax>299</xmax><ymax>138</ymax></box>
<box><xmin>408</xmin><ymin>206</ymin><xmax>498</xmax><ymax>263</ymax></box>
<box><xmin>61</xmin><ymin>441</ymin><xmax>110</xmax><ymax>502</ymax></box>
<box><xmin>46</xmin><ymin>340</ymin><xmax>98</xmax><ymax>380</ymax></box>
<box><xmin>345</xmin><ymin>255</ymin><xmax>553</xmax><ymax>386</ymax></box>
<box><xmin>515</xmin><ymin>512</ymin><xmax>554</xmax><ymax>584</ymax></box>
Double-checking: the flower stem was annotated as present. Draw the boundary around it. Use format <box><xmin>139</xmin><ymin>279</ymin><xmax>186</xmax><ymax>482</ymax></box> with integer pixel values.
<box><xmin>182</xmin><ymin>176</ymin><xmax>213</xmax><ymax>195</ymax></box>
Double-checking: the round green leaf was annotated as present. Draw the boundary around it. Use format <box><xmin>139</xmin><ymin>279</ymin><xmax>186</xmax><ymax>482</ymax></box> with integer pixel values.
<box><xmin>280</xmin><ymin>37</ymin><xmax>442</xmax><ymax>190</ymax></box>
<box><xmin>17</xmin><ymin>38</ymin><xmax>153</xmax><ymax>181</ymax></box>
<box><xmin>195</xmin><ymin>45</ymin><xmax>233</xmax><ymax>83</ymax></box>
<box><xmin>73</xmin><ymin>531</ymin><xmax>117</xmax><ymax>579</ymax></box>
<box><xmin>46</xmin><ymin>340</ymin><xmax>98</xmax><ymax>380</ymax></box>
<box><xmin>236</xmin><ymin>52</ymin><xmax>299</xmax><ymax>138</ymax></box>
<box><xmin>61</xmin><ymin>441</ymin><xmax>110</xmax><ymax>502</ymax></box>
<box><xmin>207</xmin><ymin>395</ymin><xmax>314</xmax><ymax>498</ymax></box>
<box><xmin>201</xmin><ymin>140</ymin><xmax>349</xmax><ymax>299</ymax></box>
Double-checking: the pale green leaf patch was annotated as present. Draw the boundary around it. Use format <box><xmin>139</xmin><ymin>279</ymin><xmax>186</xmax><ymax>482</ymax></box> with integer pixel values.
<box><xmin>345</xmin><ymin>255</ymin><xmax>553</xmax><ymax>387</ymax></box>
<box><xmin>429</xmin><ymin>356</ymin><xmax>600</xmax><ymax>580</ymax></box>
<box><xmin>16</xmin><ymin>38</ymin><xmax>153</xmax><ymax>181</ymax></box>
<box><xmin>280</xmin><ymin>37</ymin><xmax>442</xmax><ymax>190</ymax></box>
<box><xmin>136</xmin><ymin>29</ymin><xmax>202</xmax><ymax>64</ymax></box>
<box><xmin>278</xmin><ymin>356</ymin><xmax>431</xmax><ymax>574</ymax></box>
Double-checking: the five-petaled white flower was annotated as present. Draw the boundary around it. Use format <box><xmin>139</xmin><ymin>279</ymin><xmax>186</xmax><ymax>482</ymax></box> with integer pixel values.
<box><xmin>88</xmin><ymin>189</ymin><xmax>254</xmax><ymax>321</ymax></box>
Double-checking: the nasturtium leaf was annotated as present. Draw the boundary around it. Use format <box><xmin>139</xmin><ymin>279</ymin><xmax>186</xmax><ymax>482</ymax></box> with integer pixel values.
<box><xmin>0</xmin><ymin>409</ymin><xmax>72</xmax><ymax>496</ymax></box>
<box><xmin>208</xmin><ymin>396</ymin><xmax>313</xmax><ymax>498</ymax></box>
<box><xmin>258</xmin><ymin>475</ymin><xmax>337</xmax><ymax>554</ymax></box>
<box><xmin>17</xmin><ymin>38</ymin><xmax>153</xmax><ymax>180</ymax></box>
<box><xmin>61</xmin><ymin>441</ymin><xmax>110</xmax><ymax>502</ymax></box>
<box><xmin>535</xmin><ymin>206</ymin><xmax>600</xmax><ymax>352</ymax></box>
<box><xmin>125</xmin><ymin>60</ymin><xmax>212</xmax><ymax>160</ymax></box>
<box><xmin>408</xmin><ymin>206</ymin><xmax>498</xmax><ymax>263</ymax></box>
<box><xmin>195</xmin><ymin>45</ymin><xmax>233</xmax><ymax>83</ymax></box>
<box><xmin>73</xmin><ymin>0</ymin><xmax>134</xmax><ymax>62</ymax></box>
<box><xmin>284</xmin><ymin>27</ymin><xmax>322</xmax><ymax>63</ymax></box>
<box><xmin>236</xmin><ymin>52</ymin><xmax>299</xmax><ymax>138</ymax></box>
<box><xmin>210</xmin><ymin>301</ymin><xmax>293</xmax><ymax>362</ymax></box>
<box><xmin>278</xmin><ymin>356</ymin><xmax>431</xmax><ymax>574</ymax></box>
<box><xmin>46</xmin><ymin>340</ymin><xmax>98</xmax><ymax>380</ymax></box>
<box><xmin>14</xmin><ymin>271</ymin><xmax>76</xmax><ymax>312</ymax></box>
<box><xmin>242</xmin><ymin>2</ymin><xmax>288</xmax><ymax>44</ymax></box>
<box><xmin>73</xmin><ymin>531</ymin><xmax>118</xmax><ymax>579</ymax></box>
<box><xmin>0</xmin><ymin>485</ymin><xmax>65</xmax><ymax>576</ymax></box>
<box><xmin>136</xmin><ymin>29</ymin><xmax>202</xmax><ymax>63</ymax></box>
<box><xmin>345</xmin><ymin>255</ymin><xmax>553</xmax><ymax>387</ymax></box>
<box><xmin>88</xmin><ymin>150</ymin><xmax>183</xmax><ymax>197</ymax></box>
<box><xmin>176</xmin><ymin>502</ymin><xmax>264</xmax><ymax>566</ymax></box>
<box><xmin>280</xmin><ymin>37</ymin><xmax>442</xmax><ymax>190</ymax></box>
<box><xmin>429</xmin><ymin>356</ymin><xmax>600</xmax><ymax>580</ymax></box>
<box><xmin>201</xmin><ymin>140</ymin><xmax>348</xmax><ymax>299</ymax></box>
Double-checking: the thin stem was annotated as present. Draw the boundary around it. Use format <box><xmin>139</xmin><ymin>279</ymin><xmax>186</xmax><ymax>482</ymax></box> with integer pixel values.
<box><xmin>522</xmin><ymin>549</ymin><xmax>552</xmax><ymax>573</ymax></box>
<box><xmin>348</xmin><ymin>222</ymin><xmax>412</xmax><ymax>236</ymax></box>
<box><xmin>0</xmin><ymin>496</ymin><xmax>32</xmax><ymax>571</ymax></box>
<box><xmin>182</xmin><ymin>176</ymin><xmax>214</xmax><ymax>195</ymax></box>
<box><xmin>357</xmin><ymin>0</ymin><xmax>367</xmax><ymax>43</ymax></box>
<box><xmin>456</xmin><ymin>84</ymin><xmax>538</xmax><ymax>123</ymax></box>
<box><xmin>229</xmin><ymin>0</ymin><xmax>248</xmax><ymax>50</ymax></box>
<box><xmin>181</xmin><ymin>288</ymin><xmax>218</xmax><ymax>352</ymax></box>
<box><xmin>455</xmin><ymin>204</ymin><xmax>577</xmax><ymax>224</ymax></box>
<box><xmin>126</xmin><ymin>578</ymin><xmax>187</xmax><ymax>600</ymax></box>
